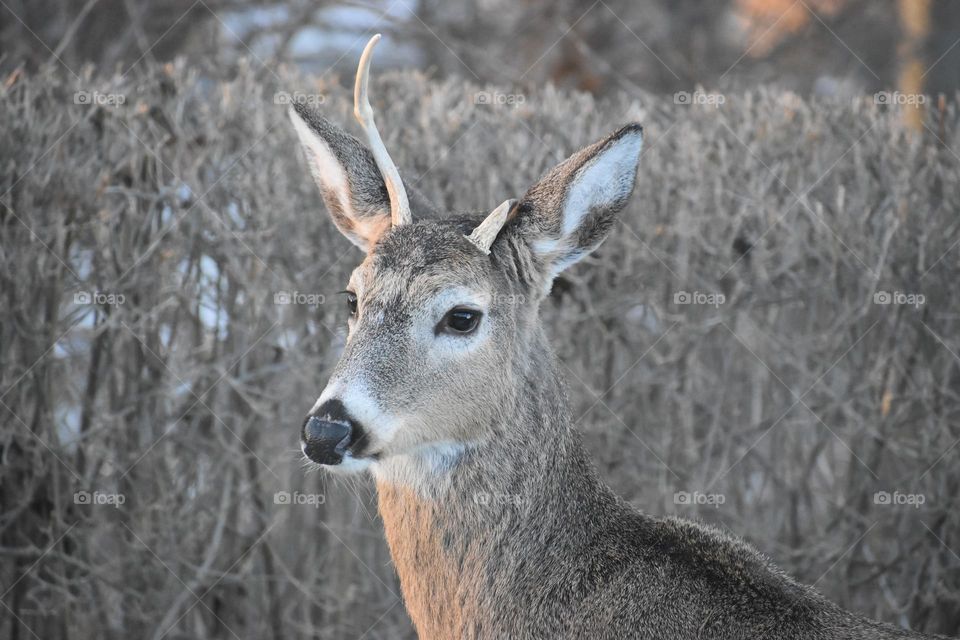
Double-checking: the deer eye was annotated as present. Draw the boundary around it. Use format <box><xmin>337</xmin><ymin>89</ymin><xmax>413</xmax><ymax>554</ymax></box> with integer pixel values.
<box><xmin>344</xmin><ymin>291</ymin><xmax>358</xmax><ymax>316</ymax></box>
<box><xmin>438</xmin><ymin>307</ymin><xmax>482</xmax><ymax>335</ymax></box>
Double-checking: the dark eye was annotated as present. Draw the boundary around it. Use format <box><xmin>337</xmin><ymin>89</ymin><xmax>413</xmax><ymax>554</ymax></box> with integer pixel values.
<box><xmin>344</xmin><ymin>291</ymin><xmax>358</xmax><ymax>316</ymax></box>
<box><xmin>439</xmin><ymin>308</ymin><xmax>482</xmax><ymax>335</ymax></box>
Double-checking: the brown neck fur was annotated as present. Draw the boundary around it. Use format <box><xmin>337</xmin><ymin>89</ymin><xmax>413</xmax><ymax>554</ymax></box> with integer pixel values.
<box><xmin>375</xmin><ymin>328</ymin><xmax>620</xmax><ymax>639</ymax></box>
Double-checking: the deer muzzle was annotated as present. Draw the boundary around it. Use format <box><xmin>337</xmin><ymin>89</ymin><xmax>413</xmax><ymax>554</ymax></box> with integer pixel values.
<box><xmin>301</xmin><ymin>416</ymin><xmax>352</xmax><ymax>465</ymax></box>
<box><xmin>301</xmin><ymin>398</ymin><xmax>370</xmax><ymax>465</ymax></box>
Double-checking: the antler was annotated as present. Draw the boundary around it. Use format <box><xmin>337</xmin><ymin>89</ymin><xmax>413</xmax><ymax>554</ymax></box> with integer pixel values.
<box><xmin>467</xmin><ymin>199</ymin><xmax>516</xmax><ymax>254</ymax></box>
<box><xmin>354</xmin><ymin>34</ymin><xmax>412</xmax><ymax>227</ymax></box>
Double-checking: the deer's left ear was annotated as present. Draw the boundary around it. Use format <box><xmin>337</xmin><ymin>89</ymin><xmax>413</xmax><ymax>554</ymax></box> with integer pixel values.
<box><xmin>511</xmin><ymin>124</ymin><xmax>642</xmax><ymax>288</ymax></box>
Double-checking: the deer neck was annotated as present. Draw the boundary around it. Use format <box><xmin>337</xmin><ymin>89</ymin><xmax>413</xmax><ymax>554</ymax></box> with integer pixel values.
<box><xmin>373</xmin><ymin>330</ymin><xmax>615</xmax><ymax>638</ymax></box>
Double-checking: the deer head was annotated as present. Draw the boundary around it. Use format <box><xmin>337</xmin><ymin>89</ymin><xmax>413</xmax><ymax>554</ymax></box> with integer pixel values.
<box><xmin>290</xmin><ymin>35</ymin><xmax>643</xmax><ymax>475</ymax></box>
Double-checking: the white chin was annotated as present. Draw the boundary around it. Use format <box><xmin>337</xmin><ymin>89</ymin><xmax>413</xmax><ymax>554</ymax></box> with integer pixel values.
<box><xmin>325</xmin><ymin>453</ymin><xmax>375</xmax><ymax>474</ymax></box>
<box><xmin>300</xmin><ymin>441</ymin><xmax>374</xmax><ymax>474</ymax></box>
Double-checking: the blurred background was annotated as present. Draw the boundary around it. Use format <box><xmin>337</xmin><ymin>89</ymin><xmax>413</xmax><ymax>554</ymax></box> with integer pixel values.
<box><xmin>2</xmin><ymin>1</ymin><xmax>960</xmax><ymax>639</ymax></box>
<box><xmin>4</xmin><ymin>0</ymin><xmax>960</xmax><ymax>96</ymax></box>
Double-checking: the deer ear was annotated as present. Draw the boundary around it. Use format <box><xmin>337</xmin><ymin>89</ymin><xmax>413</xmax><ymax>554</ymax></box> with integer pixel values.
<box><xmin>513</xmin><ymin>124</ymin><xmax>643</xmax><ymax>288</ymax></box>
<box><xmin>288</xmin><ymin>103</ymin><xmax>394</xmax><ymax>251</ymax></box>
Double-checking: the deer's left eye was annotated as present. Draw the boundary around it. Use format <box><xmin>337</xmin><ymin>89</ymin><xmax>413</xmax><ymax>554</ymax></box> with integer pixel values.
<box><xmin>438</xmin><ymin>308</ymin><xmax>482</xmax><ymax>335</ymax></box>
<box><xmin>345</xmin><ymin>292</ymin><xmax>358</xmax><ymax>315</ymax></box>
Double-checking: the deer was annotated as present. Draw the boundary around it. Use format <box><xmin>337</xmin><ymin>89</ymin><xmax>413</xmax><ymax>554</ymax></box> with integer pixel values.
<box><xmin>288</xmin><ymin>34</ymin><xmax>948</xmax><ymax>640</ymax></box>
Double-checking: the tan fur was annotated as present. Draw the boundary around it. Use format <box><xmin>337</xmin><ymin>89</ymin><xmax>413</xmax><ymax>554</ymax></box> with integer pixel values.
<box><xmin>378</xmin><ymin>483</ymin><xmax>483</xmax><ymax>638</ymax></box>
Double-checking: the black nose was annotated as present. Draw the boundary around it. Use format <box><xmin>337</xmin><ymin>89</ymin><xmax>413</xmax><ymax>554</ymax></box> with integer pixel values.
<box><xmin>302</xmin><ymin>416</ymin><xmax>352</xmax><ymax>465</ymax></box>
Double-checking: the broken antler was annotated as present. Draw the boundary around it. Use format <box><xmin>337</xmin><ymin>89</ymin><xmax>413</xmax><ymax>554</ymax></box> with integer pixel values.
<box><xmin>467</xmin><ymin>199</ymin><xmax>517</xmax><ymax>254</ymax></box>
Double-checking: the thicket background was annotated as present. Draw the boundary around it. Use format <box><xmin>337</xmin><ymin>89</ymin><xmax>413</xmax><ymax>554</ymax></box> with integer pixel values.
<box><xmin>3</xmin><ymin>2</ymin><xmax>960</xmax><ymax>639</ymax></box>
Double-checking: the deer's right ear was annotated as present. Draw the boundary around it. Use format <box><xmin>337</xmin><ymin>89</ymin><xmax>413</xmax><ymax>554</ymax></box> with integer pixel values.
<box><xmin>510</xmin><ymin>124</ymin><xmax>643</xmax><ymax>291</ymax></box>
<box><xmin>288</xmin><ymin>103</ymin><xmax>393</xmax><ymax>251</ymax></box>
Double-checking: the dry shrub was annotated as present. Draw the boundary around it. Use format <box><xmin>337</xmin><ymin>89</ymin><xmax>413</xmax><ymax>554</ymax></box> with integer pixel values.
<box><xmin>1</xmin><ymin>62</ymin><xmax>958</xmax><ymax>638</ymax></box>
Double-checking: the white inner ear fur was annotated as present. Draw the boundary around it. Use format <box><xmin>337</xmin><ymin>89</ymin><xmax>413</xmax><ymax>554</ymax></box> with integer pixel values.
<box><xmin>532</xmin><ymin>132</ymin><xmax>643</xmax><ymax>289</ymax></box>
<box><xmin>288</xmin><ymin>108</ymin><xmax>354</xmax><ymax>221</ymax></box>
<box><xmin>289</xmin><ymin>108</ymin><xmax>388</xmax><ymax>250</ymax></box>
<box><xmin>561</xmin><ymin>132</ymin><xmax>643</xmax><ymax>236</ymax></box>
